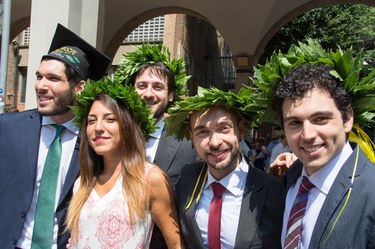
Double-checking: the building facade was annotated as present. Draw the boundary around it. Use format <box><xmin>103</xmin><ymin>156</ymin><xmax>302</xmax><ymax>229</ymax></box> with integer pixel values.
<box><xmin>5</xmin><ymin>14</ymin><xmax>235</xmax><ymax>112</ymax></box>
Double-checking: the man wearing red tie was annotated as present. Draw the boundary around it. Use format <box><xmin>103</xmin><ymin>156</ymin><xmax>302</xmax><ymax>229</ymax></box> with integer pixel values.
<box><xmin>166</xmin><ymin>86</ymin><xmax>284</xmax><ymax>249</ymax></box>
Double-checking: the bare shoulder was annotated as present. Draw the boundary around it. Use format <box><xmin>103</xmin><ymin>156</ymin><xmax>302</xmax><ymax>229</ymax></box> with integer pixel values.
<box><xmin>73</xmin><ymin>176</ymin><xmax>82</xmax><ymax>193</ymax></box>
<box><xmin>146</xmin><ymin>163</ymin><xmax>168</xmax><ymax>187</ymax></box>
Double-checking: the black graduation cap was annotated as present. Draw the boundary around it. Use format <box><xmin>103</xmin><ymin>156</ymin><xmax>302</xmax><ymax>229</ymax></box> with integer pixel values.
<box><xmin>42</xmin><ymin>23</ymin><xmax>111</xmax><ymax>81</ymax></box>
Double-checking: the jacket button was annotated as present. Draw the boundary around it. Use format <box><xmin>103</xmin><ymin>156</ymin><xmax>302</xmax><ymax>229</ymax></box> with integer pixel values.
<box><xmin>20</xmin><ymin>211</ymin><xmax>26</xmax><ymax>218</ymax></box>
<box><xmin>12</xmin><ymin>238</ymin><xmax>17</xmax><ymax>245</ymax></box>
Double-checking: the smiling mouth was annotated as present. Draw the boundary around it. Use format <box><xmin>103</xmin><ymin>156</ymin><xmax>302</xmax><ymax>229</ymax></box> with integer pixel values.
<box><xmin>146</xmin><ymin>101</ymin><xmax>157</xmax><ymax>106</ymax></box>
<box><xmin>208</xmin><ymin>149</ymin><xmax>229</xmax><ymax>159</ymax></box>
<box><xmin>38</xmin><ymin>96</ymin><xmax>53</xmax><ymax>102</ymax></box>
<box><xmin>211</xmin><ymin>151</ymin><xmax>225</xmax><ymax>156</ymax></box>
<box><xmin>94</xmin><ymin>136</ymin><xmax>109</xmax><ymax>142</ymax></box>
<box><xmin>303</xmin><ymin>145</ymin><xmax>322</xmax><ymax>153</ymax></box>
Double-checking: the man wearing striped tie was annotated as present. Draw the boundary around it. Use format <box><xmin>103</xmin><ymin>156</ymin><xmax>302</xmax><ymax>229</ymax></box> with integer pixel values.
<box><xmin>256</xmin><ymin>40</ymin><xmax>375</xmax><ymax>249</ymax></box>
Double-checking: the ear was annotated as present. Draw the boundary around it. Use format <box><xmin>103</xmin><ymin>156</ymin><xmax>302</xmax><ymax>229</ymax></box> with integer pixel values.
<box><xmin>168</xmin><ymin>91</ymin><xmax>174</xmax><ymax>102</ymax></box>
<box><xmin>74</xmin><ymin>80</ymin><xmax>86</xmax><ymax>94</ymax></box>
<box><xmin>344</xmin><ymin>108</ymin><xmax>354</xmax><ymax>133</ymax></box>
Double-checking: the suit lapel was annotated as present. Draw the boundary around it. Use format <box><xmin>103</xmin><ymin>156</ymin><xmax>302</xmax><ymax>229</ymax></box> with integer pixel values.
<box><xmin>286</xmin><ymin>161</ymin><xmax>303</xmax><ymax>190</ymax></box>
<box><xmin>154</xmin><ymin>129</ymin><xmax>181</xmax><ymax>172</ymax></box>
<box><xmin>185</xmin><ymin>199</ymin><xmax>206</xmax><ymax>248</ymax></box>
<box><xmin>234</xmin><ymin>166</ymin><xmax>265</xmax><ymax>249</ymax></box>
<box><xmin>309</xmin><ymin>146</ymin><xmax>364</xmax><ymax>249</ymax></box>
<box><xmin>57</xmin><ymin>132</ymin><xmax>80</xmax><ymax>208</ymax></box>
<box><xmin>184</xmin><ymin>162</ymin><xmax>207</xmax><ymax>249</ymax></box>
<box><xmin>26</xmin><ymin>111</ymin><xmax>42</xmax><ymax>179</ymax></box>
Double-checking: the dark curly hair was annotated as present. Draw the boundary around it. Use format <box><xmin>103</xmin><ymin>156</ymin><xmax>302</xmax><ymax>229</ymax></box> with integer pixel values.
<box><xmin>273</xmin><ymin>63</ymin><xmax>353</xmax><ymax>127</ymax></box>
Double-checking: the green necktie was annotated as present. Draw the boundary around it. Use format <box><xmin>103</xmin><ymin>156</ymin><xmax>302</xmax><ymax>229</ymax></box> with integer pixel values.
<box><xmin>31</xmin><ymin>124</ymin><xmax>66</xmax><ymax>249</ymax></box>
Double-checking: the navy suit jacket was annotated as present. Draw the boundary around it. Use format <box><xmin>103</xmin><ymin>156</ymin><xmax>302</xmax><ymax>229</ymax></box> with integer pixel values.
<box><xmin>285</xmin><ymin>145</ymin><xmax>375</xmax><ymax>249</ymax></box>
<box><xmin>175</xmin><ymin>160</ymin><xmax>284</xmax><ymax>249</ymax></box>
<box><xmin>150</xmin><ymin>129</ymin><xmax>198</xmax><ymax>249</ymax></box>
<box><xmin>0</xmin><ymin>110</ymin><xmax>80</xmax><ymax>249</ymax></box>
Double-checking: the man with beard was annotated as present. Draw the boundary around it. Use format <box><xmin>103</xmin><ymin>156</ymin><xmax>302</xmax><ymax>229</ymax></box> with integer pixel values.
<box><xmin>115</xmin><ymin>44</ymin><xmax>198</xmax><ymax>187</ymax></box>
<box><xmin>165</xmin><ymin>86</ymin><xmax>284</xmax><ymax>249</ymax></box>
<box><xmin>115</xmin><ymin>44</ymin><xmax>199</xmax><ymax>249</ymax></box>
<box><xmin>0</xmin><ymin>24</ymin><xmax>110</xmax><ymax>249</ymax></box>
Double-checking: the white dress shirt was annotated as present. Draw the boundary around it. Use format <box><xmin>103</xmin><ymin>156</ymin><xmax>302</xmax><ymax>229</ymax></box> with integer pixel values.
<box><xmin>145</xmin><ymin>120</ymin><xmax>164</xmax><ymax>162</ymax></box>
<box><xmin>195</xmin><ymin>156</ymin><xmax>248</xmax><ymax>249</ymax></box>
<box><xmin>281</xmin><ymin>142</ymin><xmax>353</xmax><ymax>249</ymax></box>
<box><xmin>17</xmin><ymin>116</ymin><xmax>79</xmax><ymax>249</ymax></box>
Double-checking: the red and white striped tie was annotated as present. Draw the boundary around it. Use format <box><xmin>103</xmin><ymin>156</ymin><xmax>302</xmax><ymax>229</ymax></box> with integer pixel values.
<box><xmin>284</xmin><ymin>176</ymin><xmax>314</xmax><ymax>249</ymax></box>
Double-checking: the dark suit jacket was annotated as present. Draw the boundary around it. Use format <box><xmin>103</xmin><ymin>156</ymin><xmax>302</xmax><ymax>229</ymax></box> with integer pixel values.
<box><xmin>153</xmin><ymin>129</ymin><xmax>198</xmax><ymax>187</ymax></box>
<box><xmin>0</xmin><ymin>110</ymin><xmax>80</xmax><ymax>249</ymax></box>
<box><xmin>150</xmin><ymin>129</ymin><xmax>199</xmax><ymax>249</ymax></box>
<box><xmin>285</xmin><ymin>145</ymin><xmax>375</xmax><ymax>249</ymax></box>
<box><xmin>175</xmin><ymin>160</ymin><xmax>284</xmax><ymax>249</ymax></box>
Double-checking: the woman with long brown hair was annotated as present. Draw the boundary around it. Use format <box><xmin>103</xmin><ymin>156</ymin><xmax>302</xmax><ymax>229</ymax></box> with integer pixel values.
<box><xmin>66</xmin><ymin>79</ymin><xmax>185</xmax><ymax>248</ymax></box>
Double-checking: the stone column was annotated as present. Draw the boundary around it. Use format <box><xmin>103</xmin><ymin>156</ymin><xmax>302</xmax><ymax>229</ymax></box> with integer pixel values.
<box><xmin>25</xmin><ymin>0</ymin><xmax>100</xmax><ymax>109</ymax></box>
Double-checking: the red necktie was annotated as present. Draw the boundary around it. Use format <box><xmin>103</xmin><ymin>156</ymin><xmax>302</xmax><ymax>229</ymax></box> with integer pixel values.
<box><xmin>284</xmin><ymin>176</ymin><xmax>315</xmax><ymax>249</ymax></box>
<box><xmin>208</xmin><ymin>182</ymin><xmax>226</xmax><ymax>249</ymax></box>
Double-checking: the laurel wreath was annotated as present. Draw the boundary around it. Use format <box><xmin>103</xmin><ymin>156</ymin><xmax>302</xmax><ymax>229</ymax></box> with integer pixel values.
<box><xmin>252</xmin><ymin>38</ymin><xmax>375</xmax><ymax>127</ymax></box>
<box><xmin>252</xmin><ymin>38</ymin><xmax>375</xmax><ymax>161</ymax></box>
<box><xmin>114</xmin><ymin>43</ymin><xmax>190</xmax><ymax>102</ymax></box>
<box><xmin>70</xmin><ymin>78</ymin><xmax>156</xmax><ymax>138</ymax></box>
<box><xmin>165</xmin><ymin>86</ymin><xmax>260</xmax><ymax>141</ymax></box>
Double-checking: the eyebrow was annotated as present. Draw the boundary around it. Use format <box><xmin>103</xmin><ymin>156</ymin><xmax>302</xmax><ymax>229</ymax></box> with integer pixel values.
<box><xmin>284</xmin><ymin>110</ymin><xmax>334</xmax><ymax>121</ymax></box>
<box><xmin>135</xmin><ymin>81</ymin><xmax>165</xmax><ymax>85</ymax></box>
<box><xmin>35</xmin><ymin>71</ymin><xmax>63</xmax><ymax>80</ymax></box>
<box><xmin>88</xmin><ymin>112</ymin><xmax>114</xmax><ymax>118</ymax></box>
<box><xmin>192</xmin><ymin>124</ymin><xmax>207</xmax><ymax>132</ymax></box>
<box><xmin>192</xmin><ymin>119</ymin><xmax>233</xmax><ymax>132</ymax></box>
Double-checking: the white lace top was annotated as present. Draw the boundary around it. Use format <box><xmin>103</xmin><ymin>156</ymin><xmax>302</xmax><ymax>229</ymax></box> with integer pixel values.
<box><xmin>71</xmin><ymin>164</ymin><xmax>154</xmax><ymax>249</ymax></box>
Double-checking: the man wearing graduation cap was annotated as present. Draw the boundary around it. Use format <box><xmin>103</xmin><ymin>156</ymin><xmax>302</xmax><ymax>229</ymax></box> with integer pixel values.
<box><xmin>0</xmin><ymin>24</ymin><xmax>111</xmax><ymax>249</ymax></box>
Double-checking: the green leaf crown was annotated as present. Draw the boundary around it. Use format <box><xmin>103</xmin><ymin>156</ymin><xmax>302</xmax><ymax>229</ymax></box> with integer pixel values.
<box><xmin>252</xmin><ymin>38</ymin><xmax>375</xmax><ymax>127</ymax></box>
<box><xmin>70</xmin><ymin>78</ymin><xmax>156</xmax><ymax>138</ymax></box>
<box><xmin>165</xmin><ymin>86</ymin><xmax>260</xmax><ymax>141</ymax></box>
<box><xmin>114</xmin><ymin>43</ymin><xmax>190</xmax><ymax>102</ymax></box>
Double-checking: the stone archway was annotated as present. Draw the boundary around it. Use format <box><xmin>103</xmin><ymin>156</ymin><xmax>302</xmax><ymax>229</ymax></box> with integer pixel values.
<box><xmin>103</xmin><ymin>7</ymin><xmax>209</xmax><ymax>59</ymax></box>
<box><xmin>104</xmin><ymin>9</ymin><xmax>235</xmax><ymax>95</ymax></box>
<box><xmin>7</xmin><ymin>0</ymin><xmax>375</xmax><ymax>109</ymax></box>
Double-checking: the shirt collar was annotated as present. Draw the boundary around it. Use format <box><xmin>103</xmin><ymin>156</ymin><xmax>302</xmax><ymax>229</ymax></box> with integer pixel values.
<box><xmin>149</xmin><ymin>118</ymin><xmax>165</xmax><ymax>139</ymax></box>
<box><xmin>302</xmin><ymin>141</ymin><xmax>353</xmax><ymax>195</ymax></box>
<box><xmin>206</xmin><ymin>155</ymin><xmax>248</xmax><ymax>197</ymax></box>
<box><xmin>42</xmin><ymin>116</ymin><xmax>79</xmax><ymax>135</ymax></box>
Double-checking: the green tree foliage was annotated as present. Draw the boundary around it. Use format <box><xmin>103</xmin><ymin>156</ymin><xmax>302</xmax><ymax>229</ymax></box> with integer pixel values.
<box><xmin>260</xmin><ymin>4</ymin><xmax>375</xmax><ymax>70</ymax></box>
<box><xmin>259</xmin><ymin>4</ymin><xmax>375</xmax><ymax>137</ymax></box>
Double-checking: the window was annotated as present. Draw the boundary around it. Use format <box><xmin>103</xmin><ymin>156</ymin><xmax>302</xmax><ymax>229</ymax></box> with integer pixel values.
<box><xmin>18</xmin><ymin>67</ymin><xmax>27</xmax><ymax>103</ymax></box>
<box><xmin>125</xmin><ymin>16</ymin><xmax>164</xmax><ymax>43</ymax></box>
<box><xmin>22</xmin><ymin>27</ymin><xmax>31</xmax><ymax>46</ymax></box>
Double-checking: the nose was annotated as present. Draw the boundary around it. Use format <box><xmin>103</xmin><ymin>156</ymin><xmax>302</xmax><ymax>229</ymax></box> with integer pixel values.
<box><xmin>35</xmin><ymin>77</ymin><xmax>47</xmax><ymax>91</ymax></box>
<box><xmin>301</xmin><ymin>121</ymin><xmax>316</xmax><ymax>141</ymax></box>
<box><xmin>141</xmin><ymin>85</ymin><xmax>154</xmax><ymax>99</ymax></box>
<box><xmin>94</xmin><ymin>119</ymin><xmax>105</xmax><ymax>132</ymax></box>
<box><xmin>209</xmin><ymin>133</ymin><xmax>223</xmax><ymax>148</ymax></box>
